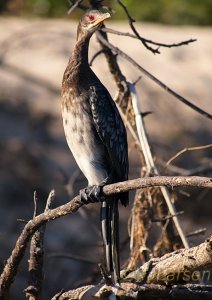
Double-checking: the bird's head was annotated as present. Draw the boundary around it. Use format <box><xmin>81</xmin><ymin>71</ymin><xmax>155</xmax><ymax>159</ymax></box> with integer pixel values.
<box><xmin>77</xmin><ymin>10</ymin><xmax>110</xmax><ymax>41</ymax></box>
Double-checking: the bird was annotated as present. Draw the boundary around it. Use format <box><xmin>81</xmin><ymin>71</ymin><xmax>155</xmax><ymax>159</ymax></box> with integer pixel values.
<box><xmin>61</xmin><ymin>10</ymin><xmax>128</xmax><ymax>283</ymax></box>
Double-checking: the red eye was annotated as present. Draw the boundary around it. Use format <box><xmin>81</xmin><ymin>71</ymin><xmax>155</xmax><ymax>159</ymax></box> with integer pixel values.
<box><xmin>89</xmin><ymin>15</ymin><xmax>94</xmax><ymax>21</ymax></box>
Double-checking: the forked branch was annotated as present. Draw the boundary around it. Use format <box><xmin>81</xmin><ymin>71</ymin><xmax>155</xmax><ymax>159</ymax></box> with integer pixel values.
<box><xmin>96</xmin><ymin>32</ymin><xmax>212</xmax><ymax>120</ymax></box>
<box><xmin>0</xmin><ymin>176</ymin><xmax>211</xmax><ymax>297</ymax></box>
<box><xmin>115</xmin><ymin>0</ymin><xmax>196</xmax><ymax>54</ymax></box>
<box><xmin>101</xmin><ymin>27</ymin><xmax>196</xmax><ymax>50</ymax></box>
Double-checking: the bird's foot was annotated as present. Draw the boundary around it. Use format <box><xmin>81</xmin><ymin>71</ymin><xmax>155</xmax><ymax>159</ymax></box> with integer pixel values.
<box><xmin>80</xmin><ymin>185</ymin><xmax>106</xmax><ymax>204</ymax></box>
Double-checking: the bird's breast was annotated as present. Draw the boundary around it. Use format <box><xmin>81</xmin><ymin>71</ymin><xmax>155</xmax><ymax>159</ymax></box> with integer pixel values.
<box><xmin>62</xmin><ymin>103</ymin><xmax>109</xmax><ymax>185</ymax></box>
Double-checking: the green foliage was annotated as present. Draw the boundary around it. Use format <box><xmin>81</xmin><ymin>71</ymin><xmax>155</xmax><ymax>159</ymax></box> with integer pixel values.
<box><xmin>114</xmin><ymin>0</ymin><xmax>212</xmax><ymax>25</ymax></box>
<box><xmin>2</xmin><ymin>0</ymin><xmax>212</xmax><ymax>25</ymax></box>
<box><xmin>24</xmin><ymin>0</ymin><xmax>69</xmax><ymax>17</ymax></box>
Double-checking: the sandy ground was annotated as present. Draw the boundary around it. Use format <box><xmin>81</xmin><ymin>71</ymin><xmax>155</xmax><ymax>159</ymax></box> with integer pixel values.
<box><xmin>0</xmin><ymin>17</ymin><xmax>211</xmax><ymax>298</ymax></box>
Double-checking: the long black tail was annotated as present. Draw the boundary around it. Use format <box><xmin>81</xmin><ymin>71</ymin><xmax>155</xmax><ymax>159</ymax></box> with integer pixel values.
<box><xmin>101</xmin><ymin>198</ymin><xmax>120</xmax><ymax>283</ymax></box>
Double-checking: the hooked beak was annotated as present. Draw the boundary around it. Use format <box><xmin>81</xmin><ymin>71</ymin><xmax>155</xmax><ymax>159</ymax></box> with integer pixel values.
<box><xmin>92</xmin><ymin>12</ymin><xmax>111</xmax><ymax>27</ymax></box>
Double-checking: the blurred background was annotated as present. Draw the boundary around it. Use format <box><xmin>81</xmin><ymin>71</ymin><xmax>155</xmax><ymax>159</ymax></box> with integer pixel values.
<box><xmin>1</xmin><ymin>0</ymin><xmax>212</xmax><ymax>24</ymax></box>
<box><xmin>0</xmin><ymin>0</ymin><xmax>211</xmax><ymax>298</ymax></box>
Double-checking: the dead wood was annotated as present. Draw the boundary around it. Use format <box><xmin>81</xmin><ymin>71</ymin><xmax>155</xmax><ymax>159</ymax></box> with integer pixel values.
<box><xmin>52</xmin><ymin>283</ymin><xmax>212</xmax><ymax>300</ymax></box>
<box><xmin>52</xmin><ymin>237</ymin><xmax>212</xmax><ymax>299</ymax></box>
<box><xmin>0</xmin><ymin>175</ymin><xmax>211</xmax><ymax>298</ymax></box>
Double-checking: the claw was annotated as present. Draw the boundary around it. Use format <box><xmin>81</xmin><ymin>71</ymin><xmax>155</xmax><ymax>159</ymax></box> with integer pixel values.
<box><xmin>80</xmin><ymin>188</ymin><xmax>89</xmax><ymax>204</ymax></box>
<box><xmin>80</xmin><ymin>185</ymin><xmax>106</xmax><ymax>204</ymax></box>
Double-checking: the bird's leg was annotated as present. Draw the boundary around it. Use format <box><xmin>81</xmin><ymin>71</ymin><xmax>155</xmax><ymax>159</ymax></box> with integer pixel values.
<box><xmin>80</xmin><ymin>174</ymin><xmax>114</xmax><ymax>204</ymax></box>
<box><xmin>80</xmin><ymin>184</ymin><xmax>105</xmax><ymax>204</ymax></box>
<box><xmin>80</xmin><ymin>186</ymin><xmax>100</xmax><ymax>204</ymax></box>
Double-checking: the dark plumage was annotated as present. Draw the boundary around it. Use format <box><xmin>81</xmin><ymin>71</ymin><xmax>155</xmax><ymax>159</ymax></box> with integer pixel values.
<box><xmin>61</xmin><ymin>10</ymin><xmax>128</xmax><ymax>282</ymax></box>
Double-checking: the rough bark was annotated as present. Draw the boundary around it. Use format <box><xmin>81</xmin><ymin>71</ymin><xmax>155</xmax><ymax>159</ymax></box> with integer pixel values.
<box><xmin>0</xmin><ymin>176</ymin><xmax>211</xmax><ymax>298</ymax></box>
<box><xmin>52</xmin><ymin>237</ymin><xmax>212</xmax><ymax>299</ymax></box>
<box><xmin>125</xmin><ymin>236</ymin><xmax>212</xmax><ymax>284</ymax></box>
<box><xmin>52</xmin><ymin>283</ymin><xmax>212</xmax><ymax>300</ymax></box>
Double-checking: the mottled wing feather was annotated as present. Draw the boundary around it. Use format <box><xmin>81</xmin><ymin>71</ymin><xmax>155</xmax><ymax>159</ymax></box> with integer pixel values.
<box><xmin>89</xmin><ymin>85</ymin><xmax>128</xmax><ymax>182</ymax></box>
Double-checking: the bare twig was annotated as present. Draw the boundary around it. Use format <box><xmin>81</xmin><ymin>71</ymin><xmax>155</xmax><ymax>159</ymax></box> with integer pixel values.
<box><xmin>167</xmin><ymin>144</ymin><xmax>212</xmax><ymax>166</ymax></box>
<box><xmin>98</xmin><ymin>263</ymin><xmax>112</xmax><ymax>285</ymax></box>
<box><xmin>96</xmin><ymin>33</ymin><xmax>212</xmax><ymax>120</ymax></box>
<box><xmin>24</xmin><ymin>191</ymin><xmax>55</xmax><ymax>300</ymax></box>
<box><xmin>33</xmin><ymin>191</ymin><xmax>38</xmax><ymax>218</ymax></box>
<box><xmin>132</xmin><ymin>76</ymin><xmax>142</xmax><ymax>86</ymax></box>
<box><xmin>152</xmin><ymin>211</ymin><xmax>184</xmax><ymax>223</ymax></box>
<box><xmin>67</xmin><ymin>0</ymin><xmax>86</xmax><ymax>15</ymax></box>
<box><xmin>115</xmin><ymin>0</ymin><xmax>196</xmax><ymax>55</ymax></box>
<box><xmin>158</xmin><ymin>158</ymin><xmax>212</xmax><ymax>176</ymax></box>
<box><xmin>89</xmin><ymin>49</ymin><xmax>105</xmax><ymax>66</ymax></box>
<box><xmin>45</xmin><ymin>190</ymin><xmax>55</xmax><ymax>211</ymax></box>
<box><xmin>101</xmin><ymin>27</ymin><xmax>196</xmax><ymax>50</ymax></box>
<box><xmin>116</xmin><ymin>0</ymin><xmax>160</xmax><ymax>54</ymax></box>
<box><xmin>186</xmin><ymin>228</ymin><xmax>207</xmax><ymax>238</ymax></box>
<box><xmin>17</xmin><ymin>219</ymin><xmax>28</xmax><ymax>223</ymax></box>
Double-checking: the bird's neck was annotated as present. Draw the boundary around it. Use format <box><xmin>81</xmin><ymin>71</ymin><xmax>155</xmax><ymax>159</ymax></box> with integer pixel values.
<box><xmin>63</xmin><ymin>33</ymin><xmax>97</xmax><ymax>92</ymax></box>
<box><xmin>70</xmin><ymin>35</ymin><xmax>90</xmax><ymax>72</ymax></box>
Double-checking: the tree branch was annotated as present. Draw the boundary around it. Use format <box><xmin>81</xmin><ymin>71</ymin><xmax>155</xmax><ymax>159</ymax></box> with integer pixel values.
<box><xmin>52</xmin><ymin>282</ymin><xmax>212</xmax><ymax>300</ymax></box>
<box><xmin>23</xmin><ymin>191</ymin><xmax>54</xmax><ymax>300</ymax></box>
<box><xmin>0</xmin><ymin>176</ymin><xmax>211</xmax><ymax>297</ymax></box>
<box><xmin>166</xmin><ymin>144</ymin><xmax>212</xmax><ymax>166</ymax></box>
<box><xmin>96</xmin><ymin>33</ymin><xmax>212</xmax><ymax>120</ymax></box>
<box><xmin>125</xmin><ymin>236</ymin><xmax>212</xmax><ymax>284</ymax></box>
<box><xmin>52</xmin><ymin>237</ymin><xmax>212</xmax><ymax>299</ymax></box>
<box><xmin>115</xmin><ymin>0</ymin><xmax>196</xmax><ymax>55</ymax></box>
<box><xmin>103</xmin><ymin>176</ymin><xmax>212</xmax><ymax>195</ymax></box>
<box><xmin>129</xmin><ymin>82</ymin><xmax>189</xmax><ymax>250</ymax></box>
<box><xmin>116</xmin><ymin>0</ymin><xmax>160</xmax><ymax>54</ymax></box>
<box><xmin>67</xmin><ymin>0</ymin><xmax>88</xmax><ymax>15</ymax></box>
<box><xmin>53</xmin><ymin>283</ymin><xmax>212</xmax><ymax>300</ymax></box>
<box><xmin>101</xmin><ymin>27</ymin><xmax>196</xmax><ymax>50</ymax></box>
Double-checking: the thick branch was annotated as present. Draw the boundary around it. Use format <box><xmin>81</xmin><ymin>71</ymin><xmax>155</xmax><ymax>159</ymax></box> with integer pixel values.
<box><xmin>126</xmin><ymin>236</ymin><xmax>212</xmax><ymax>284</ymax></box>
<box><xmin>52</xmin><ymin>237</ymin><xmax>212</xmax><ymax>299</ymax></box>
<box><xmin>0</xmin><ymin>176</ymin><xmax>211</xmax><ymax>296</ymax></box>
<box><xmin>53</xmin><ymin>283</ymin><xmax>212</xmax><ymax>300</ymax></box>
<box><xmin>103</xmin><ymin>176</ymin><xmax>212</xmax><ymax>195</ymax></box>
